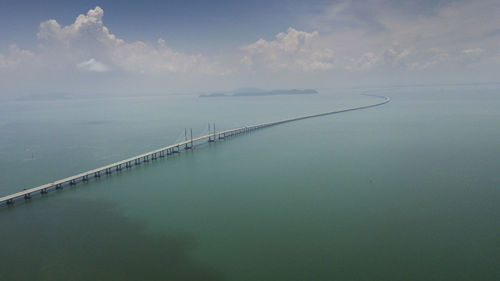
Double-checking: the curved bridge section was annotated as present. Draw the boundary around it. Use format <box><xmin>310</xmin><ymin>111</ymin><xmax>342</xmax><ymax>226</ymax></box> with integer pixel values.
<box><xmin>0</xmin><ymin>95</ymin><xmax>390</xmax><ymax>207</ymax></box>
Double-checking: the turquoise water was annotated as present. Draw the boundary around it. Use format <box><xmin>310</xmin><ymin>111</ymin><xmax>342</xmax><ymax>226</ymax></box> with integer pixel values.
<box><xmin>0</xmin><ymin>88</ymin><xmax>499</xmax><ymax>280</ymax></box>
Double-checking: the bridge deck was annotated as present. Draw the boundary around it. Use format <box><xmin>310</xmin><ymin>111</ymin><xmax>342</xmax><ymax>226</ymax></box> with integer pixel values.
<box><xmin>0</xmin><ymin>95</ymin><xmax>390</xmax><ymax>206</ymax></box>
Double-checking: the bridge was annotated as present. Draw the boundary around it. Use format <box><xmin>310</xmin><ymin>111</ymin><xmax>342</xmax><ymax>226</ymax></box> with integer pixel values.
<box><xmin>0</xmin><ymin>94</ymin><xmax>390</xmax><ymax>207</ymax></box>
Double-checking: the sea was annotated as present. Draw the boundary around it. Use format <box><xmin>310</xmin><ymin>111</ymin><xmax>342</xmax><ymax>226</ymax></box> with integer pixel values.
<box><xmin>0</xmin><ymin>86</ymin><xmax>498</xmax><ymax>280</ymax></box>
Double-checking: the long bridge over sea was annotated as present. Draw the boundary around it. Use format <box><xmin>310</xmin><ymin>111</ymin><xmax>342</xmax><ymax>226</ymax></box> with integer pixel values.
<box><xmin>0</xmin><ymin>94</ymin><xmax>390</xmax><ymax>207</ymax></box>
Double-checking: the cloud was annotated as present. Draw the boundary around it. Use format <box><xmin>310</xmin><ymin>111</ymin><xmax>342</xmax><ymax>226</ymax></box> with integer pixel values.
<box><xmin>241</xmin><ymin>27</ymin><xmax>334</xmax><ymax>72</ymax></box>
<box><xmin>305</xmin><ymin>0</ymin><xmax>387</xmax><ymax>33</ymax></box>
<box><xmin>0</xmin><ymin>1</ymin><xmax>499</xmax><ymax>95</ymax></box>
<box><xmin>300</xmin><ymin>0</ymin><xmax>500</xmax><ymax>72</ymax></box>
<box><xmin>462</xmin><ymin>48</ymin><xmax>484</xmax><ymax>55</ymax></box>
<box><xmin>347</xmin><ymin>52</ymin><xmax>380</xmax><ymax>71</ymax></box>
<box><xmin>240</xmin><ymin>55</ymin><xmax>253</xmax><ymax>67</ymax></box>
<box><xmin>27</xmin><ymin>7</ymin><xmax>224</xmax><ymax>75</ymax></box>
<box><xmin>38</xmin><ymin>7</ymin><xmax>118</xmax><ymax>44</ymax></box>
<box><xmin>239</xmin><ymin>0</ymin><xmax>499</xmax><ymax>75</ymax></box>
<box><xmin>77</xmin><ymin>58</ymin><xmax>109</xmax><ymax>72</ymax></box>
<box><xmin>110</xmin><ymin>38</ymin><xmax>228</xmax><ymax>74</ymax></box>
<box><xmin>0</xmin><ymin>45</ymin><xmax>35</xmax><ymax>71</ymax></box>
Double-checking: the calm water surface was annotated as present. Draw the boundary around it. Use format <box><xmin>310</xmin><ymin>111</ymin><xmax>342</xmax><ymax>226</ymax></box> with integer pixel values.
<box><xmin>0</xmin><ymin>88</ymin><xmax>498</xmax><ymax>280</ymax></box>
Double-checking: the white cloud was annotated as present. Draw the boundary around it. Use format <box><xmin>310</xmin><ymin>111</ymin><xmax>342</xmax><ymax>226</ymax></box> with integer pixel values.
<box><xmin>0</xmin><ymin>1</ymin><xmax>499</xmax><ymax>95</ymax></box>
<box><xmin>77</xmin><ymin>58</ymin><xmax>109</xmax><ymax>72</ymax></box>
<box><xmin>239</xmin><ymin>0</ymin><xmax>499</xmax><ymax>75</ymax></box>
<box><xmin>109</xmin><ymin>38</ymin><xmax>226</xmax><ymax>74</ymax></box>
<box><xmin>462</xmin><ymin>48</ymin><xmax>484</xmax><ymax>55</ymax></box>
<box><xmin>31</xmin><ymin>7</ymin><xmax>225</xmax><ymax>75</ymax></box>
<box><xmin>347</xmin><ymin>52</ymin><xmax>380</xmax><ymax>71</ymax></box>
<box><xmin>37</xmin><ymin>7</ymin><xmax>122</xmax><ymax>47</ymax></box>
<box><xmin>0</xmin><ymin>45</ymin><xmax>35</xmax><ymax>71</ymax></box>
<box><xmin>240</xmin><ymin>55</ymin><xmax>253</xmax><ymax>66</ymax></box>
<box><xmin>241</xmin><ymin>27</ymin><xmax>334</xmax><ymax>72</ymax></box>
<box><xmin>300</xmin><ymin>0</ymin><xmax>500</xmax><ymax>72</ymax></box>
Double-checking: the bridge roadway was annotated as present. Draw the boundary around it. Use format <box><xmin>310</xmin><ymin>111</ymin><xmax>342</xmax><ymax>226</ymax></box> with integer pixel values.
<box><xmin>0</xmin><ymin>94</ymin><xmax>390</xmax><ymax>207</ymax></box>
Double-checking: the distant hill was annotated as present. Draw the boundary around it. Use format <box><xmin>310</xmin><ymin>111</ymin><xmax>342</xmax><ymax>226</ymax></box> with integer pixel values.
<box><xmin>199</xmin><ymin>93</ymin><xmax>228</xmax><ymax>97</ymax></box>
<box><xmin>200</xmin><ymin>88</ymin><xmax>318</xmax><ymax>98</ymax></box>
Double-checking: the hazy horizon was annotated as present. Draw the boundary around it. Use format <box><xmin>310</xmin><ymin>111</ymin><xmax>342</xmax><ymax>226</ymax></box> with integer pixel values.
<box><xmin>1</xmin><ymin>0</ymin><xmax>499</xmax><ymax>98</ymax></box>
<box><xmin>1</xmin><ymin>2</ymin><xmax>499</xmax><ymax>280</ymax></box>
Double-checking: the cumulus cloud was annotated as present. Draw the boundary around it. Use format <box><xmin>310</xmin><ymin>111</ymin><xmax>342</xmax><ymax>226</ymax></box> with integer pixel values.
<box><xmin>38</xmin><ymin>7</ymin><xmax>120</xmax><ymax>45</ymax></box>
<box><xmin>0</xmin><ymin>1</ymin><xmax>498</xmax><ymax>95</ymax></box>
<box><xmin>0</xmin><ymin>45</ymin><xmax>35</xmax><ymax>71</ymax></box>
<box><xmin>347</xmin><ymin>52</ymin><xmax>379</xmax><ymax>71</ymax></box>
<box><xmin>111</xmin><ymin>38</ymin><xmax>226</xmax><ymax>74</ymax></box>
<box><xmin>300</xmin><ymin>0</ymin><xmax>500</xmax><ymax>72</ymax></box>
<box><xmin>77</xmin><ymin>58</ymin><xmax>109</xmax><ymax>72</ymax></box>
<box><xmin>239</xmin><ymin>0</ymin><xmax>499</xmax><ymax>74</ymax></box>
<box><xmin>5</xmin><ymin>6</ymin><xmax>225</xmax><ymax>75</ymax></box>
<box><xmin>241</xmin><ymin>28</ymin><xmax>334</xmax><ymax>72</ymax></box>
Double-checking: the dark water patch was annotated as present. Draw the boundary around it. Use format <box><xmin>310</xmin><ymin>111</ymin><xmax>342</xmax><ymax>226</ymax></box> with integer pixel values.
<box><xmin>0</xmin><ymin>199</ymin><xmax>226</xmax><ymax>281</ymax></box>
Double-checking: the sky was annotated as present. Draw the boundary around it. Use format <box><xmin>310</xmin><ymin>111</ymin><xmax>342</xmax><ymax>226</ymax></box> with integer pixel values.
<box><xmin>0</xmin><ymin>0</ymin><xmax>499</xmax><ymax>98</ymax></box>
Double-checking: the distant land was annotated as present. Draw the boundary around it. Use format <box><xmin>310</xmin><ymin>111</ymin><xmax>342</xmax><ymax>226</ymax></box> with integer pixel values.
<box><xmin>200</xmin><ymin>88</ymin><xmax>318</xmax><ymax>98</ymax></box>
